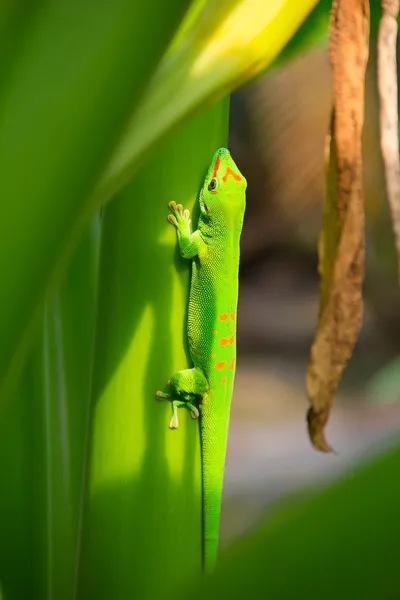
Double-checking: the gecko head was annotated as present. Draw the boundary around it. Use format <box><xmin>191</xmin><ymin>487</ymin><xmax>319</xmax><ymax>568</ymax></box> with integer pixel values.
<box><xmin>199</xmin><ymin>148</ymin><xmax>247</xmax><ymax>222</ymax></box>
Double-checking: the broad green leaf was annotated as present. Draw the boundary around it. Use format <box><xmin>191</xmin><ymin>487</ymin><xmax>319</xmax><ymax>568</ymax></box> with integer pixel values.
<box><xmin>98</xmin><ymin>0</ymin><xmax>320</xmax><ymax>201</ymax></box>
<box><xmin>0</xmin><ymin>220</ymin><xmax>100</xmax><ymax>600</ymax></box>
<box><xmin>36</xmin><ymin>220</ymin><xmax>100</xmax><ymax>600</ymax></box>
<box><xmin>0</xmin><ymin>377</ymin><xmax>35</xmax><ymax>598</ymax></box>
<box><xmin>76</xmin><ymin>100</ymin><xmax>229</xmax><ymax>600</ymax></box>
<box><xmin>0</xmin><ymin>0</ymin><xmax>191</xmax><ymax>404</ymax></box>
<box><xmin>178</xmin><ymin>442</ymin><xmax>400</xmax><ymax>599</ymax></box>
<box><xmin>273</xmin><ymin>0</ymin><xmax>330</xmax><ymax>67</ymax></box>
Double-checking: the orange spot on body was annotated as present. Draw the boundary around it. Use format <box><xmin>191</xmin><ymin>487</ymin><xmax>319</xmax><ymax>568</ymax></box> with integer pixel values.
<box><xmin>218</xmin><ymin>314</ymin><xmax>228</xmax><ymax>321</ymax></box>
<box><xmin>215</xmin><ymin>361</ymin><xmax>226</xmax><ymax>370</ymax></box>
<box><xmin>212</xmin><ymin>353</ymin><xmax>216</xmax><ymax>358</ymax></box>
<box><xmin>212</xmin><ymin>330</ymin><xmax>217</xmax><ymax>334</ymax></box>
<box><xmin>220</xmin><ymin>334</ymin><xmax>235</xmax><ymax>346</ymax></box>
<box><xmin>213</xmin><ymin>156</ymin><xmax>221</xmax><ymax>179</ymax></box>
<box><xmin>229</xmin><ymin>357</ymin><xmax>235</xmax><ymax>370</ymax></box>
<box><xmin>221</xmin><ymin>378</ymin><xmax>227</xmax><ymax>384</ymax></box>
<box><xmin>222</xmin><ymin>167</ymin><xmax>242</xmax><ymax>183</ymax></box>
<box><xmin>230</xmin><ymin>313</ymin><xmax>235</xmax><ymax>320</ymax></box>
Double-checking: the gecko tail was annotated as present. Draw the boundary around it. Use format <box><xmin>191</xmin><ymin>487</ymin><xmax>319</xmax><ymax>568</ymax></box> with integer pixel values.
<box><xmin>202</xmin><ymin>474</ymin><xmax>220</xmax><ymax>575</ymax></box>
<box><xmin>200</xmin><ymin>405</ymin><xmax>230</xmax><ymax>576</ymax></box>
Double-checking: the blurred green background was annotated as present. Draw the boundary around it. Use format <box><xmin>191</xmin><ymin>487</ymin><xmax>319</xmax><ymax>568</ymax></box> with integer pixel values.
<box><xmin>0</xmin><ymin>1</ymin><xmax>400</xmax><ymax>599</ymax></box>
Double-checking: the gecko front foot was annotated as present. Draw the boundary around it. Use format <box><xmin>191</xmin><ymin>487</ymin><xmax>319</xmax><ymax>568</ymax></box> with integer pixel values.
<box><xmin>167</xmin><ymin>201</ymin><xmax>191</xmax><ymax>230</ymax></box>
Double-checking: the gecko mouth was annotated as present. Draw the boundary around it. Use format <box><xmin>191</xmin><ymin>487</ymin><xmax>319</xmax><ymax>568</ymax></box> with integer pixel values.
<box><xmin>203</xmin><ymin>201</ymin><xmax>208</xmax><ymax>212</ymax></box>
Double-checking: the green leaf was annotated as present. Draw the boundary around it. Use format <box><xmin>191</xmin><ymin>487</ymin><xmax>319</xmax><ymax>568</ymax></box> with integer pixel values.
<box><xmin>179</xmin><ymin>443</ymin><xmax>400</xmax><ymax>599</ymax></box>
<box><xmin>0</xmin><ymin>0</ymin><xmax>191</xmax><ymax>404</ymax></box>
<box><xmin>273</xmin><ymin>0</ymin><xmax>330</xmax><ymax>68</ymax></box>
<box><xmin>76</xmin><ymin>99</ymin><xmax>230</xmax><ymax>600</ymax></box>
<box><xmin>98</xmin><ymin>0</ymin><xmax>320</xmax><ymax>202</ymax></box>
<box><xmin>0</xmin><ymin>377</ymin><xmax>35</xmax><ymax>597</ymax></box>
<box><xmin>0</xmin><ymin>220</ymin><xmax>100</xmax><ymax>599</ymax></box>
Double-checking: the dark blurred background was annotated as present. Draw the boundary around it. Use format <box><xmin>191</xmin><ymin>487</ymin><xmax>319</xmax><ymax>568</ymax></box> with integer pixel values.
<box><xmin>222</xmin><ymin>41</ymin><xmax>400</xmax><ymax>547</ymax></box>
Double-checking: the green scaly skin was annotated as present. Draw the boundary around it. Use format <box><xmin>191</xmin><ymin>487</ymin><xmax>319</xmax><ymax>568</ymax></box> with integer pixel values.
<box><xmin>156</xmin><ymin>148</ymin><xmax>247</xmax><ymax>574</ymax></box>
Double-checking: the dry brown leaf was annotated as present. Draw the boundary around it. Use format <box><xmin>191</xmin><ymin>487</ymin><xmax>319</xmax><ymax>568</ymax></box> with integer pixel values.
<box><xmin>377</xmin><ymin>0</ymin><xmax>400</xmax><ymax>276</ymax></box>
<box><xmin>306</xmin><ymin>0</ymin><xmax>369</xmax><ymax>452</ymax></box>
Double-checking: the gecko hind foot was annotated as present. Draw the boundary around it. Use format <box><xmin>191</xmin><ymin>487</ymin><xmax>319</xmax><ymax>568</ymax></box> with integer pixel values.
<box><xmin>169</xmin><ymin>400</ymin><xmax>199</xmax><ymax>429</ymax></box>
<box><xmin>156</xmin><ymin>392</ymin><xmax>199</xmax><ymax>428</ymax></box>
<box><xmin>157</xmin><ymin>367</ymin><xmax>207</xmax><ymax>428</ymax></box>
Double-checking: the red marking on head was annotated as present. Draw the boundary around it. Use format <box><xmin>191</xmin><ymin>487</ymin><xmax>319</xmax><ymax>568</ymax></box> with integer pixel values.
<box><xmin>212</xmin><ymin>156</ymin><xmax>221</xmax><ymax>179</ymax></box>
<box><xmin>220</xmin><ymin>334</ymin><xmax>235</xmax><ymax>347</ymax></box>
<box><xmin>218</xmin><ymin>314</ymin><xmax>228</xmax><ymax>321</ymax></box>
<box><xmin>212</xmin><ymin>330</ymin><xmax>217</xmax><ymax>334</ymax></box>
<box><xmin>215</xmin><ymin>361</ymin><xmax>226</xmax><ymax>370</ymax></box>
<box><xmin>222</xmin><ymin>167</ymin><xmax>242</xmax><ymax>184</ymax></box>
<box><xmin>230</xmin><ymin>313</ymin><xmax>235</xmax><ymax>320</ymax></box>
<box><xmin>229</xmin><ymin>357</ymin><xmax>235</xmax><ymax>370</ymax></box>
<box><xmin>221</xmin><ymin>378</ymin><xmax>227</xmax><ymax>384</ymax></box>
<box><xmin>212</xmin><ymin>353</ymin><xmax>216</xmax><ymax>358</ymax></box>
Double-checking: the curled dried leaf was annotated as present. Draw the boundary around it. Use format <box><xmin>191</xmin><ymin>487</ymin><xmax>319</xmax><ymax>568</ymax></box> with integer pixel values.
<box><xmin>306</xmin><ymin>0</ymin><xmax>369</xmax><ymax>452</ymax></box>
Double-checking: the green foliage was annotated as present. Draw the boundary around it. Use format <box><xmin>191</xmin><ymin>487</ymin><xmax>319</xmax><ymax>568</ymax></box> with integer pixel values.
<box><xmin>0</xmin><ymin>0</ymin><xmax>319</xmax><ymax>404</ymax></box>
<box><xmin>0</xmin><ymin>0</ymin><xmax>192</xmax><ymax>404</ymax></box>
<box><xmin>178</xmin><ymin>443</ymin><xmax>400</xmax><ymax>599</ymax></box>
<box><xmin>0</xmin><ymin>222</ymin><xmax>100</xmax><ymax>599</ymax></box>
<box><xmin>3</xmin><ymin>2</ymin><xmax>396</xmax><ymax>600</ymax></box>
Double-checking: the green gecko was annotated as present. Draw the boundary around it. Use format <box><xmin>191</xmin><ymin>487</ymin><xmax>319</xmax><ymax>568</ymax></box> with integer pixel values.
<box><xmin>156</xmin><ymin>147</ymin><xmax>247</xmax><ymax>574</ymax></box>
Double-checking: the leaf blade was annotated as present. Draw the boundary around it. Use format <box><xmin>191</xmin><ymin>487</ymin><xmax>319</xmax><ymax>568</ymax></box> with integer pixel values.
<box><xmin>0</xmin><ymin>0</ymin><xmax>191</xmax><ymax>403</ymax></box>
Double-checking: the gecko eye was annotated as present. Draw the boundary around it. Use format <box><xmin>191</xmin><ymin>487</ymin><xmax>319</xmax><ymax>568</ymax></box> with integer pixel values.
<box><xmin>208</xmin><ymin>178</ymin><xmax>217</xmax><ymax>191</ymax></box>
